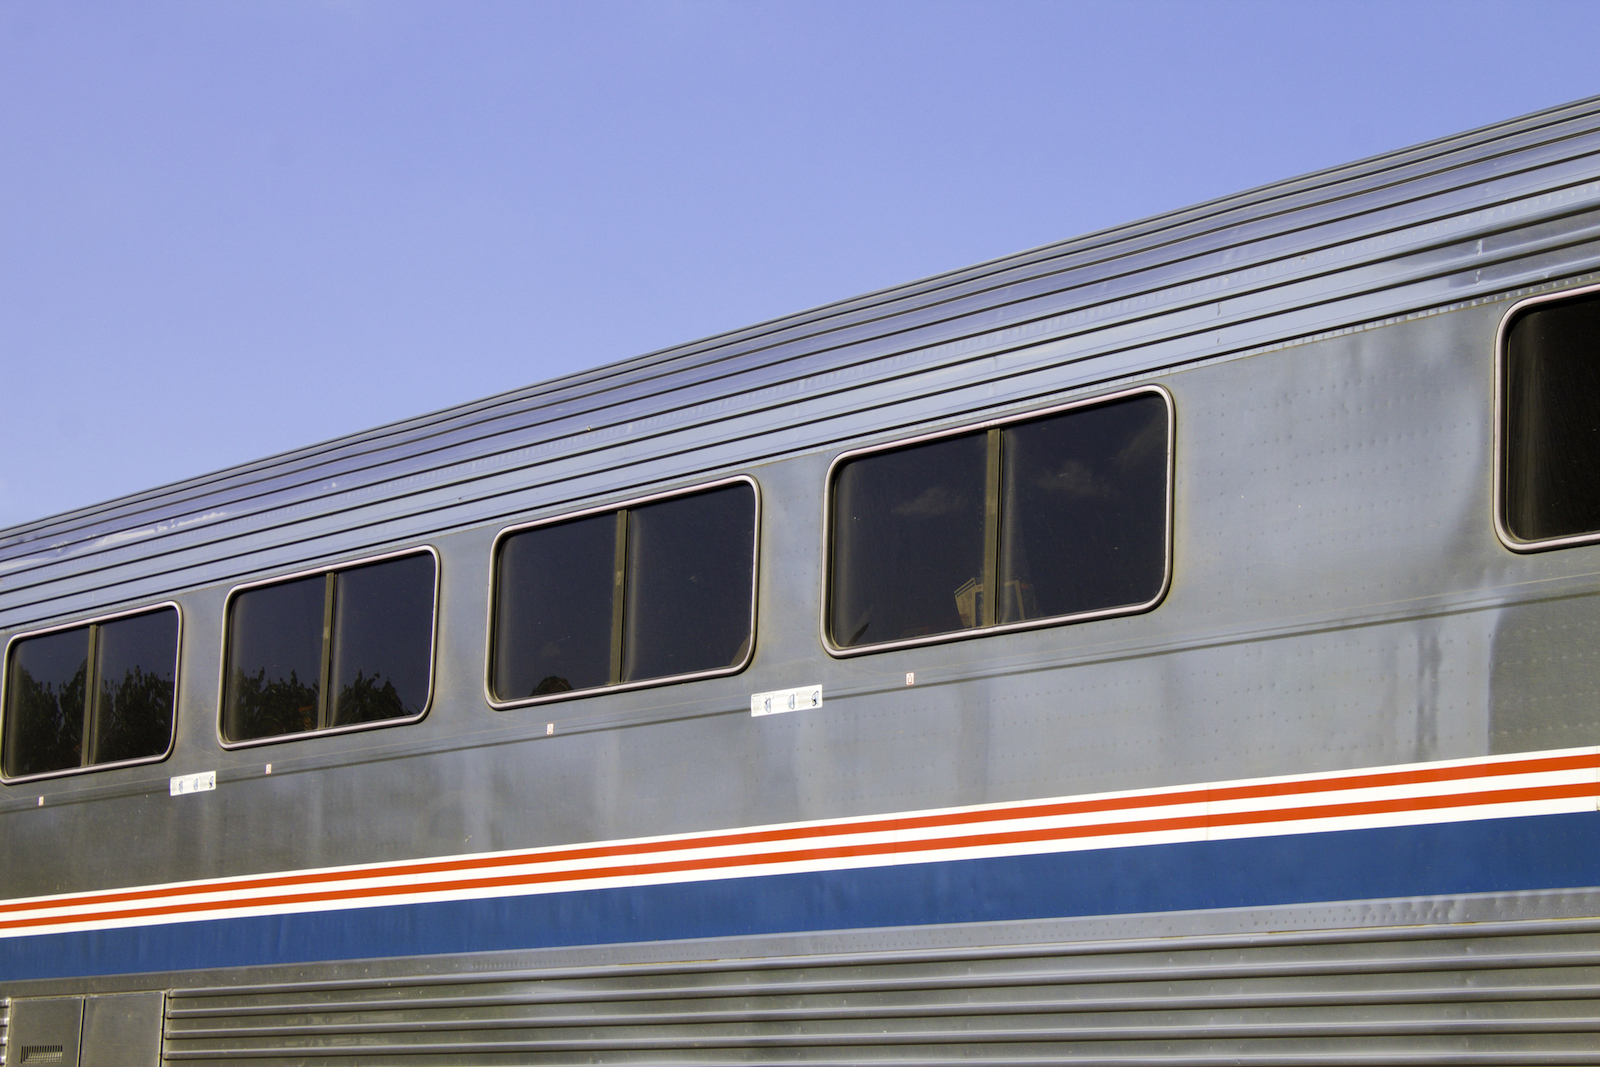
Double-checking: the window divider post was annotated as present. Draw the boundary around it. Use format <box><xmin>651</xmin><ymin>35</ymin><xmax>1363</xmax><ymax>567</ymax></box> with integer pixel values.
<box><xmin>981</xmin><ymin>427</ymin><xmax>1003</xmax><ymax>628</ymax></box>
<box><xmin>610</xmin><ymin>509</ymin><xmax>630</xmax><ymax>685</ymax></box>
<box><xmin>81</xmin><ymin>623</ymin><xmax>101</xmax><ymax>767</ymax></box>
<box><xmin>318</xmin><ymin>572</ymin><xmax>337</xmax><ymax>730</ymax></box>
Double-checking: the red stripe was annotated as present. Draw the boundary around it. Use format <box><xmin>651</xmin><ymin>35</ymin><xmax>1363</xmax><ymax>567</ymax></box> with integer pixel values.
<box><xmin>3</xmin><ymin>776</ymin><xmax>1592</xmax><ymax>934</ymax></box>
<box><xmin>4</xmin><ymin>752</ymin><xmax>1592</xmax><ymax>920</ymax></box>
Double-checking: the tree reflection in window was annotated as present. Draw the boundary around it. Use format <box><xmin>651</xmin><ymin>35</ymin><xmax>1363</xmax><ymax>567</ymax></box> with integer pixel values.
<box><xmin>2</xmin><ymin>607</ymin><xmax>178</xmax><ymax>780</ymax></box>
<box><xmin>222</xmin><ymin>551</ymin><xmax>436</xmax><ymax>744</ymax></box>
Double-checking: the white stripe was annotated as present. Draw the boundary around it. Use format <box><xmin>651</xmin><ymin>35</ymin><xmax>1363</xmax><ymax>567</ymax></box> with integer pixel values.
<box><xmin>3</xmin><ymin>746</ymin><xmax>1597</xmax><ymax>938</ymax></box>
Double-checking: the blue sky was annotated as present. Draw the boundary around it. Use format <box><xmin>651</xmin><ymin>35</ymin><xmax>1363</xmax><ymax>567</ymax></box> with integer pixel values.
<box><xmin>3</xmin><ymin>0</ymin><xmax>1598</xmax><ymax>529</ymax></box>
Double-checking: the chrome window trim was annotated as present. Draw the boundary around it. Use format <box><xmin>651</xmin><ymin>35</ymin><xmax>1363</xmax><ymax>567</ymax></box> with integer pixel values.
<box><xmin>484</xmin><ymin>475</ymin><xmax>761</xmax><ymax>710</ymax></box>
<box><xmin>0</xmin><ymin>601</ymin><xmax>184</xmax><ymax>785</ymax></box>
<box><xmin>1492</xmin><ymin>280</ymin><xmax>1600</xmax><ymax>553</ymax></box>
<box><xmin>820</xmin><ymin>384</ymin><xmax>1175</xmax><ymax>658</ymax></box>
<box><xmin>215</xmin><ymin>545</ymin><xmax>441</xmax><ymax>750</ymax></box>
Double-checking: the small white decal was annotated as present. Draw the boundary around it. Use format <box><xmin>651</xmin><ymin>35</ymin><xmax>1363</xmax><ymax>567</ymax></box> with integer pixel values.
<box><xmin>170</xmin><ymin>770</ymin><xmax>216</xmax><ymax>796</ymax></box>
<box><xmin>751</xmin><ymin>684</ymin><xmax>822</xmax><ymax>717</ymax></box>
<box><xmin>906</xmin><ymin>672</ymin><xmax>915</xmax><ymax>685</ymax></box>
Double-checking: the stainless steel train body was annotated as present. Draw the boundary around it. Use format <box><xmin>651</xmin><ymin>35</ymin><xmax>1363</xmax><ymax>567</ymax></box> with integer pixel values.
<box><xmin>6</xmin><ymin>97</ymin><xmax>1600</xmax><ymax>1064</ymax></box>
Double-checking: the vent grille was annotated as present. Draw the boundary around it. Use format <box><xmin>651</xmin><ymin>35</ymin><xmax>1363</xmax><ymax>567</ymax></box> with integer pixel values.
<box><xmin>17</xmin><ymin>1049</ymin><xmax>60</xmax><ymax>1066</ymax></box>
<box><xmin>162</xmin><ymin>920</ymin><xmax>1600</xmax><ymax>1065</ymax></box>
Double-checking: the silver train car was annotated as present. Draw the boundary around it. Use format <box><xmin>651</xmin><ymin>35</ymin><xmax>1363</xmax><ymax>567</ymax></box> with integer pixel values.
<box><xmin>6</xmin><ymin>95</ymin><xmax>1600</xmax><ymax>1065</ymax></box>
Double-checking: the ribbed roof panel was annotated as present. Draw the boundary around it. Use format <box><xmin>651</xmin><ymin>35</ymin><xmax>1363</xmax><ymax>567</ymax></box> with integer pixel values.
<box><xmin>5</xmin><ymin>95</ymin><xmax>1600</xmax><ymax>626</ymax></box>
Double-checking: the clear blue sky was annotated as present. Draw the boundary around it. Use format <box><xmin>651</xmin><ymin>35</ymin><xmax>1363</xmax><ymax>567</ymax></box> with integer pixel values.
<box><xmin>3</xmin><ymin>0</ymin><xmax>1598</xmax><ymax>530</ymax></box>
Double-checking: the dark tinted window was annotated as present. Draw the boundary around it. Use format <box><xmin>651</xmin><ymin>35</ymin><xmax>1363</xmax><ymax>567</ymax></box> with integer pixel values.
<box><xmin>830</xmin><ymin>434</ymin><xmax>988</xmax><ymax>646</ymax></box>
<box><xmin>1001</xmin><ymin>394</ymin><xmax>1169</xmax><ymax>621</ymax></box>
<box><xmin>331</xmin><ymin>553</ymin><xmax>437</xmax><ymax>726</ymax></box>
<box><xmin>493</xmin><ymin>513</ymin><xmax>617</xmax><ymax>699</ymax></box>
<box><xmin>3</xmin><ymin>627</ymin><xmax>87</xmax><ymax>777</ymax></box>
<box><xmin>491</xmin><ymin>481</ymin><xmax>757</xmax><ymax>703</ymax></box>
<box><xmin>91</xmin><ymin>610</ymin><xmax>179</xmax><ymax>765</ymax></box>
<box><xmin>624</xmin><ymin>483</ymin><xmax>757</xmax><ymax>681</ymax></box>
<box><xmin>3</xmin><ymin>606</ymin><xmax>178</xmax><ymax>780</ymax></box>
<box><xmin>223</xmin><ymin>575</ymin><xmax>325</xmax><ymax>742</ymax></box>
<box><xmin>222</xmin><ymin>551</ymin><xmax>436</xmax><ymax>744</ymax></box>
<box><xmin>829</xmin><ymin>391</ymin><xmax>1170</xmax><ymax>650</ymax></box>
<box><xmin>1503</xmin><ymin>289</ymin><xmax>1600</xmax><ymax>543</ymax></box>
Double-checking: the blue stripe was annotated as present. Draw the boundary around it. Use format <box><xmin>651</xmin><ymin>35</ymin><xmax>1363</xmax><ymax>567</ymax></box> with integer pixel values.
<box><xmin>5</xmin><ymin>811</ymin><xmax>1600</xmax><ymax>983</ymax></box>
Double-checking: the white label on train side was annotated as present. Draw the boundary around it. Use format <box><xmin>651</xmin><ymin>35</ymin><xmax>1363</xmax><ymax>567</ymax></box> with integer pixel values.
<box><xmin>170</xmin><ymin>770</ymin><xmax>217</xmax><ymax>796</ymax></box>
<box><xmin>751</xmin><ymin>685</ymin><xmax>822</xmax><ymax>717</ymax></box>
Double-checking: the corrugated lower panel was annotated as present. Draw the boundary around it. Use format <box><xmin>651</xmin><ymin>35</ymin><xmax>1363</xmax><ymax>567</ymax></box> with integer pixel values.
<box><xmin>0</xmin><ymin>997</ymin><xmax>8</xmax><ymax>1067</ymax></box>
<box><xmin>159</xmin><ymin>923</ymin><xmax>1600</xmax><ymax>1066</ymax></box>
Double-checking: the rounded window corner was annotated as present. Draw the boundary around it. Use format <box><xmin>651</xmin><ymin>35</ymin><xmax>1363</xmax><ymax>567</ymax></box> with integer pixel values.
<box><xmin>486</xmin><ymin>477</ymin><xmax>760</xmax><ymax>712</ymax></box>
<box><xmin>1</xmin><ymin>602</ymin><xmax>182</xmax><ymax>783</ymax></box>
<box><xmin>822</xmin><ymin>386</ymin><xmax>1173</xmax><ymax>657</ymax></box>
<box><xmin>217</xmin><ymin>547</ymin><xmax>439</xmax><ymax>748</ymax></box>
<box><xmin>1493</xmin><ymin>282</ymin><xmax>1600</xmax><ymax>551</ymax></box>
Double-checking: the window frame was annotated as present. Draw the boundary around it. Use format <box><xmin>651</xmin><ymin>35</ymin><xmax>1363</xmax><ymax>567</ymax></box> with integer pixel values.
<box><xmin>821</xmin><ymin>384</ymin><xmax>1175</xmax><ymax>657</ymax></box>
<box><xmin>0</xmin><ymin>601</ymin><xmax>184</xmax><ymax>784</ymax></box>
<box><xmin>484</xmin><ymin>475</ymin><xmax>761</xmax><ymax>710</ymax></box>
<box><xmin>215</xmin><ymin>545</ymin><xmax>441</xmax><ymax>750</ymax></box>
<box><xmin>1493</xmin><ymin>281</ymin><xmax>1600</xmax><ymax>553</ymax></box>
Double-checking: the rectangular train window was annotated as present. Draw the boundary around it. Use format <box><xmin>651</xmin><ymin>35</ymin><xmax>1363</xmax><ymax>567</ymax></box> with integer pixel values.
<box><xmin>1498</xmin><ymin>284</ymin><xmax>1600</xmax><ymax>550</ymax></box>
<box><xmin>2</xmin><ymin>605</ymin><xmax>180</xmax><ymax>782</ymax></box>
<box><xmin>827</xmin><ymin>387</ymin><xmax>1171</xmax><ymax>653</ymax></box>
<box><xmin>221</xmin><ymin>549</ymin><xmax>437</xmax><ymax>745</ymax></box>
<box><xmin>490</xmin><ymin>478</ymin><xmax>758</xmax><ymax>706</ymax></box>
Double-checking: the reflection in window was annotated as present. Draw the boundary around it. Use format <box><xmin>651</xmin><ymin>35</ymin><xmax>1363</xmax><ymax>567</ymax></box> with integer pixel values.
<box><xmin>491</xmin><ymin>481</ymin><xmax>757</xmax><ymax>703</ymax></box>
<box><xmin>1000</xmin><ymin>396</ymin><xmax>1169</xmax><ymax>622</ymax></box>
<box><xmin>493</xmin><ymin>513</ymin><xmax>617</xmax><ymax>699</ymax></box>
<box><xmin>224</xmin><ymin>576</ymin><xmax>324</xmax><ymax>742</ymax></box>
<box><xmin>330</xmin><ymin>554</ymin><xmax>437</xmax><ymax>727</ymax></box>
<box><xmin>1503</xmin><ymin>288</ymin><xmax>1600</xmax><ymax>544</ymax></box>
<box><xmin>222</xmin><ymin>551</ymin><xmax>436</xmax><ymax>744</ymax></box>
<box><xmin>830</xmin><ymin>434</ymin><xmax>988</xmax><ymax>647</ymax></box>
<box><xmin>3</xmin><ymin>628</ymin><xmax>86</xmax><ymax>778</ymax></box>
<box><xmin>2</xmin><ymin>607</ymin><xmax>179</xmax><ymax>780</ymax></box>
<box><xmin>829</xmin><ymin>391</ymin><xmax>1170</xmax><ymax>650</ymax></box>
<box><xmin>94</xmin><ymin>609</ymin><xmax>184</xmax><ymax>765</ymax></box>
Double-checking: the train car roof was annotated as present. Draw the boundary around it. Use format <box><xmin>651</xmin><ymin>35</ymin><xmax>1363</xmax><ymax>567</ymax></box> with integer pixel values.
<box><xmin>5</xmin><ymin>94</ymin><xmax>1600</xmax><ymax>626</ymax></box>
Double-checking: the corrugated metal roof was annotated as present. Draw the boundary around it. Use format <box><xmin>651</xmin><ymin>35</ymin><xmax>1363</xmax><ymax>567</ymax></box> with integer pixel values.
<box><xmin>6</xmin><ymin>94</ymin><xmax>1600</xmax><ymax>627</ymax></box>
